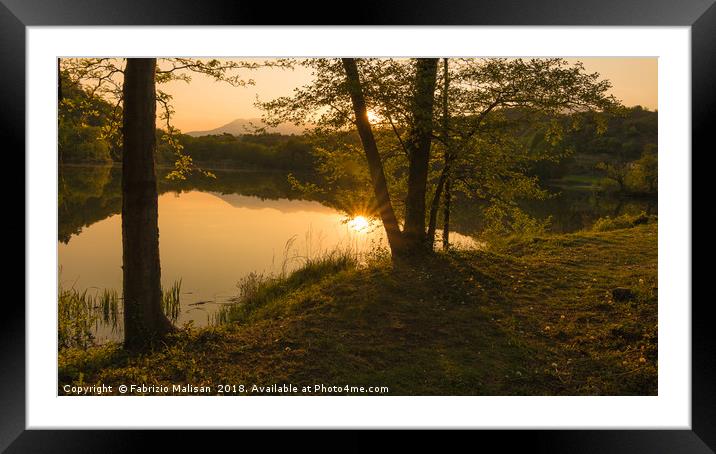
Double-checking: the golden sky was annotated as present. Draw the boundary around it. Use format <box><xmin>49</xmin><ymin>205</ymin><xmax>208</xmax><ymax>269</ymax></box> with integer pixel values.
<box><xmin>159</xmin><ymin>57</ymin><xmax>657</xmax><ymax>133</ymax></box>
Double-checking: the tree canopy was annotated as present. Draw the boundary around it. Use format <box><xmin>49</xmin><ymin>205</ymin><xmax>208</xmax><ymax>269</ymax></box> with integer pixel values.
<box><xmin>261</xmin><ymin>58</ymin><xmax>622</xmax><ymax>251</ymax></box>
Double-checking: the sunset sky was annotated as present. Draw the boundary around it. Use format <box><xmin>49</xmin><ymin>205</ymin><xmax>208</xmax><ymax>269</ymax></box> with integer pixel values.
<box><xmin>158</xmin><ymin>57</ymin><xmax>657</xmax><ymax>133</ymax></box>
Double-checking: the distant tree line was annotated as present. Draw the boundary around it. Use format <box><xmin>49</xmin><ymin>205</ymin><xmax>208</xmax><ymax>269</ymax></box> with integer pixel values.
<box><xmin>156</xmin><ymin>133</ymin><xmax>317</xmax><ymax>172</ymax></box>
<box><xmin>59</xmin><ymin>68</ymin><xmax>656</xmax><ymax>198</ymax></box>
<box><xmin>529</xmin><ymin>106</ymin><xmax>657</xmax><ymax>195</ymax></box>
<box><xmin>58</xmin><ymin>74</ymin><xmax>317</xmax><ymax>173</ymax></box>
<box><xmin>59</xmin><ymin>68</ymin><xmax>316</xmax><ymax>174</ymax></box>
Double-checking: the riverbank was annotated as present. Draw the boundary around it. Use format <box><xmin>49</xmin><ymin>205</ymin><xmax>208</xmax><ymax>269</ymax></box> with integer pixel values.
<box><xmin>59</xmin><ymin>222</ymin><xmax>657</xmax><ymax>396</ymax></box>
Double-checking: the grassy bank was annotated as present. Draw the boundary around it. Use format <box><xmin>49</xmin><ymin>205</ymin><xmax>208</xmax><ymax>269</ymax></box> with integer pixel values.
<box><xmin>59</xmin><ymin>222</ymin><xmax>657</xmax><ymax>395</ymax></box>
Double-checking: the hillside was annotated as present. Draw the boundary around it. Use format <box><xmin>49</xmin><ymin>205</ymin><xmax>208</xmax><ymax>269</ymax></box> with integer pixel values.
<box><xmin>185</xmin><ymin>118</ymin><xmax>306</xmax><ymax>137</ymax></box>
<box><xmin>59</xmin><ymin>222</ymin><xmax>657</xmax><ymax>396</ymax></box>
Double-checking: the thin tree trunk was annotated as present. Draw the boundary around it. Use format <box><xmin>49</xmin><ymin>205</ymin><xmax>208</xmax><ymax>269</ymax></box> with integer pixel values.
<box><xmin>427</xmin><ymin>58</ymin><xmax>451</xmax><ymax>248</ymax></box>
<box><xmin>341</xmin><ymin>58</ymin><xmax>405</xmax><ymax>254</ymax></box>
<box><xmin>427</xmin><ymin>168</ymin><xmax>448</xmax><ymax>247</ymax></box>
<box><xmin>443</xmin><ymin>177</ymin><xmax>451</xmax><ymax>250</ymax></box>
<box><xmin>57</xmin><ymin>59</ymin><xmax>62</xmax><ymax>102</ymax></box>
<box><xmin>403</xmin><ymin>58</ymin><xmax>439</xmax><ymax>250</ymax></box>
<box><xmin>58</xmin><ymin>59</ymin><xmax>63</xmax><ymax>164</ymax></box>
<box><xmin>121</xmin><ymin>58</ymin><xmax>173</xmax><ymax>350</ymax></box>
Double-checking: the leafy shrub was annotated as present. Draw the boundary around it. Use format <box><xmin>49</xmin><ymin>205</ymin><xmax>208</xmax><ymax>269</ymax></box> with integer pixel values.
<box><xmin>591</xmin><ymin>211</ymin><xmax>653</xmax><ymax>232</ymax></box>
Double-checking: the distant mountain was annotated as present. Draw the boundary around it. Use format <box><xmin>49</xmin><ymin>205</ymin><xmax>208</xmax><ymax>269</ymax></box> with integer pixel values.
<box><xmin>185</xmin><ymin>118</ymin><xmax>306</xmax><ymax>137</ymax></box>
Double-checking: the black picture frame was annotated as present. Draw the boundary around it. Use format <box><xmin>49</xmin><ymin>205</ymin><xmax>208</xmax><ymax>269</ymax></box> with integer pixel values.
<box><xmin>4</xmin><ymin>0</ymin><xmax>710</xmax><ymax>450</ymax></box>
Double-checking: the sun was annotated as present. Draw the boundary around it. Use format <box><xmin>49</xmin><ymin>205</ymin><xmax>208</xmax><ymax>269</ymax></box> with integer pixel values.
<box><xmin>348</xmin><ymin>215</ymin><xmax>371</xmax><ymax>233</ymax></box>
<box><xmin>366</xmin><ymin>110</ymin><xmax>381</xmax><ymax>124</ymax></box>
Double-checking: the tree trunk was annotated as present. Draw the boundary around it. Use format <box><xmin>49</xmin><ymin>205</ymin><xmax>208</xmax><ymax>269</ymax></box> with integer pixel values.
<box><xmin>58</xmin><ymin>59</ymin><xmax>63</xmax><ymax>164</ymax></box>
<box><xmin>57</xmin><ymin>59</ymin><xmax>62</xmax><ymax>102</ymax></box>
<box><xmin>341</xmin><ymin>58</ymin><xmax>405</xmax><ymax>254</ymax></box>
<box><xmin>121</xmin><ymin>58</ymin><xmax>173</xmax><ymax>350</ymax></box>
<box><xmin>427</xmin><ymin>59</ymin><xmax>451</xmax><ymax>248</ymax></box>
<box><xmin>443</xmin><ymin>177</ymin><xmax>451</xmax><ymax>250</ymax></box>
<box><xmin>427</xmin><ymin>168</ymin><xmax>448</xmax><ymax>247</ymax></box>
<box><xmin>403</xmin><ymin>58</ymin><xmax>439</xmax><ymax>251</ymax></box>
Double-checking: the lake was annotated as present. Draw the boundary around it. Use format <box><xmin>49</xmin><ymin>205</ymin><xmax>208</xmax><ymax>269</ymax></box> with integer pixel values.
<box><xmin>59</xmin><ymin>165</ymin><xmax>478</xmax><ymax>341</ymax></box>
<box><xmin>58</xmin><ymin>164</ymin><xmax>655</xmax><ymax>342</ymax></box>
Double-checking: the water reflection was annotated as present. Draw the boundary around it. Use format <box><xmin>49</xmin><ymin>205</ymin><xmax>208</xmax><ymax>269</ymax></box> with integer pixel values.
<box><xmin>58</xmin><ymin>164</ymin><xmax>655</xmax><ymax>341</ymax></box>
<box><xmin>60</xmin><ymin>190</ymin><xmax>375</xmax><ymax>336</ymax></box>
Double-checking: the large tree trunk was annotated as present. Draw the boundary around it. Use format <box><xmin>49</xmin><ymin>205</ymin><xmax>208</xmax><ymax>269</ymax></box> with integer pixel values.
<box><xmin>341</xmin><ymin>58</ymin><xmax>405</xmax><ymax>254</ymax></box>
<box><xmin>403</xmin><ymin>58</ymin><xmax>439</xmax><ymax>251</ymax></box>
<box><xmin>121</xmin><ymin>58</ymin><xmax>173</xmax><ymax>350</ymax></box>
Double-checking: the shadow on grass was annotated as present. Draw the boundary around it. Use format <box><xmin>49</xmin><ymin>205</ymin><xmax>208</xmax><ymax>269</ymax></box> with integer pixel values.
<box><xmin>59</xmin><ymin>224</ymin><xmax>658</xmax><ymax>396</ymax></box>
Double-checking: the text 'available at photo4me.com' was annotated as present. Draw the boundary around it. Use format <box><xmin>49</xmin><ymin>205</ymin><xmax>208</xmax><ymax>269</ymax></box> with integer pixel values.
<box><xmin>61</xmin><ymin>383</ymin><xmax>391</xmax><ymax>395</ymax></box>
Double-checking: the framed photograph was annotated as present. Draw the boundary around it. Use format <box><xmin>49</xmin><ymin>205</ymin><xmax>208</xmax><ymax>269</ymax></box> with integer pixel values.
<box><xmin>7</xmin><ymin>0</ymin><xmax>711</xmax><ymax>449</ymax></box>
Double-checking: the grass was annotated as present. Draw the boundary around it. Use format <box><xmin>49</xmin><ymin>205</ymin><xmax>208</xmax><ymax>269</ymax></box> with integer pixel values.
<box><xmin>213</xmin><ymin>249</ymin><xmax>359</xmax><ymax>325</ymax></box>
<box><xmin>162</xmin><ymin>278</ymin><xmax>182</xmax><ymax>322</ymax></box>
<box><xmin>59</xmin><ymin>279</ymin><xmax>183</xmax><ymax>349</ymax></box>
<box><xmin>58</xmin><ymin>287</ymin><xmax>102</xmax><ymax>350</ymax></box>
<box><xmin>59</xmin><ymin>223</ymin><xmax>657</xmax><ymax>395</ymax></box>
<box><xmin>98</xmin><ymin>288</ymin><xmax>120</xmax><ymax>330</ymax></box>
<box><xmin>59</xmin><ymin>286</ymin><xmax>124</xmax><ymax>349</ymax></box>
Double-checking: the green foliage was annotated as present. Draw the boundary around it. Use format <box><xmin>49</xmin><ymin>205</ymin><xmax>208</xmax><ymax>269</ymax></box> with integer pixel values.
<box><xmin>60</xmin><ymin>58</ymin><xmax>290</xmax><ymax>178</ymax></box>
<box><xmin>626</xmin><ymin>148</ymin><xmax>658</xmax><ymax>194</ymax></box>
<box><xmin>540</xmin><ymin>107</ymin><xmax>658</xmax><ymax>194</ymax></box>
<box><xmin>481</xmin><ymin>203</ymin><xmax>552</xmax><ymax>244</ymax></box>
<box><xmin>261</xmin><ymin>58</ymin><xmax>622</xmax><ymax>237</ymax></box>
<box><xmin>591</xmin><ymin>211</ymin><xmax>653</xmax><ymax>232</ymax></box>
<box><xmin>58</xmin><ymin>71</ymin><xmax>117</xmax><ymax>163</ymax></box>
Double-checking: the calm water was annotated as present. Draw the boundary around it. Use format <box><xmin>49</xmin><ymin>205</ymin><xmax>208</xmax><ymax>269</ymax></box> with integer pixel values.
<box><xmin>58</xmin><ymin>165</ymin><xmax>655</xmax><ymax>342</ymax></box>
<box><xmin>58</xmin><ymin>165</ymin><xmax>477</xmax><ymax>340</ymax></box>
